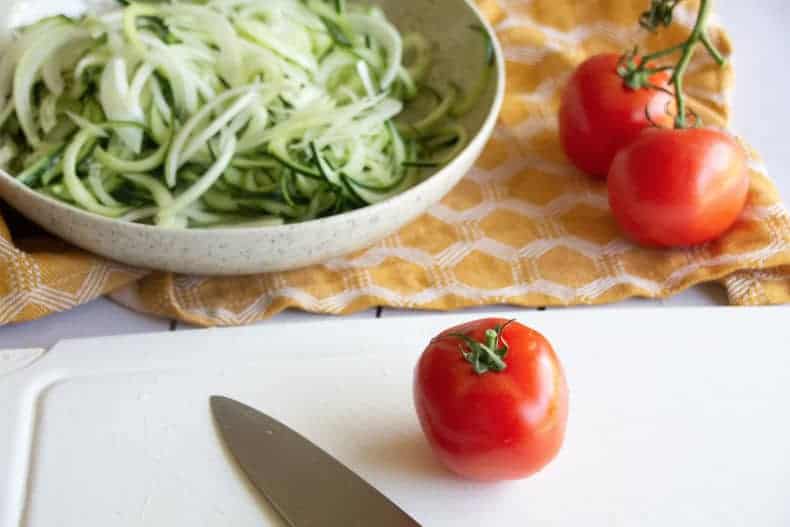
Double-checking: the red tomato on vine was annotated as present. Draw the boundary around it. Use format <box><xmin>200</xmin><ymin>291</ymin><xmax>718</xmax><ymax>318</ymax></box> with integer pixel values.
<box><xmin>559</xmin><ymin>53</ymin><xmax>673</xmax><ymax>179</ymax></box>
<box><xmin>608</xmin><ymin>127</ymin><xmax>748</xmax><ymax>247</ymax></box>
<box><xmin>559</xmin><ymin>0</ymin><xmax>749</xmax><ymax>248</ymax></box>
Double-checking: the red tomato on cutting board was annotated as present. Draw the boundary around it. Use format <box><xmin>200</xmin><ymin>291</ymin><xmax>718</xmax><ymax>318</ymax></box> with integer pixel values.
<box><xmin>414</xmin><ymin>319</ymin><xmax>568</xmax><ymax>482</ymax></box>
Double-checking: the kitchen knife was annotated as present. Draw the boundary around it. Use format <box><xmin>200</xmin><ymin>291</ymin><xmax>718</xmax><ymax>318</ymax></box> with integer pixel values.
<box><xmin>210</xmin><ymin>396</ymin><xmax>422</xmax><ymax>527</ymax></box>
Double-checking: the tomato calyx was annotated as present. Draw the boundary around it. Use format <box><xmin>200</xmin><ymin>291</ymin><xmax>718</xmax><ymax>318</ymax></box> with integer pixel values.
<box><xmin>638</xmin><ymin>0</ymin><xmax>681</xmax><ymax>32</ymax></box>
<box><xmin>446</xmin><ymin>320</ymin><xmax>515</xmax><ymax>375</ymax></box>
<box><xmin>616</xmin><ymin>48</ymin><xmax>674</xmax><ymax>92</ymax></box>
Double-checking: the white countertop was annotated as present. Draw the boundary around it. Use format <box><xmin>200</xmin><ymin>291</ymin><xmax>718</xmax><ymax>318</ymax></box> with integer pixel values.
<box><xmin>2</xmin><ymin>0</ymin><xmax>787</xmax><ymax>350</ymax></box>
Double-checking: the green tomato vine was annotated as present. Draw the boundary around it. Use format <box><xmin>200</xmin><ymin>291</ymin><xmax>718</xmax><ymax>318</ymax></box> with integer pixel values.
<box><xmin>618</xmin><ymin>0</ymin><xmax>727</xmax><ymax>129</ymax></box>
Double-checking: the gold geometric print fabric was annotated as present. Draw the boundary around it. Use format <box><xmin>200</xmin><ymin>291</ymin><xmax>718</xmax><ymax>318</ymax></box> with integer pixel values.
<box><xmin>0</xmin><ymin>206</ymin><xmax>143</xmax><ymax>324</ymax></box>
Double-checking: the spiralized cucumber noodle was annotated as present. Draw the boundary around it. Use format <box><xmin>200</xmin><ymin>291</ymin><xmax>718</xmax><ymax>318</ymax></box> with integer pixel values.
<box><xmin>0</xmin><ymin>0</ymin><xmax>493</xmax><ymax>228</ymax></box>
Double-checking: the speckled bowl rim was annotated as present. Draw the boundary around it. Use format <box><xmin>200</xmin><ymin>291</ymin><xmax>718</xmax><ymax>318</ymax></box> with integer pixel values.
<box><xmin>0</xmin><ymin>0</ymin><xmax>506</xmax><ymax>238</ymax></box>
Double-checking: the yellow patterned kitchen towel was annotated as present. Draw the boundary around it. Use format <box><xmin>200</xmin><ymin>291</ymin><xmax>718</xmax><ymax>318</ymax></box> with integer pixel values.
<box><xmin>2</xmin><ymin>0</ymin><xmax>790</xmax><ymax>326</ymax></box>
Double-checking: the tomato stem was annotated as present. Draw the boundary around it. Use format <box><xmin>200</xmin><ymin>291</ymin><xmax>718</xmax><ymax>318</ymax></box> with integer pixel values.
<box><xmin>701</xmin><ymin>32</ymin><xmax>726</xmax><ymax>65</ymax></box>
<box><xmin>641</xmin><ymin>43</ymin><xmax>685</xmax><ymax>63</ymax></box>
<box><xmin>619</xmin><ymin>0</ymin><xmax>727</xmax><ymax>129</ymax></box>
<box><xmin>447</xmin><ymin>320</ymin><xmax>514</xmax><ymax>375</ymax></box>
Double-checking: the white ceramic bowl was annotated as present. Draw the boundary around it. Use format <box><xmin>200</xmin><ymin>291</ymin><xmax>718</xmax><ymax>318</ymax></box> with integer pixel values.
<box><xmin>0</xmin><ymin>0</ymin><xmax>505</xmax><ymax>275</ymax></box>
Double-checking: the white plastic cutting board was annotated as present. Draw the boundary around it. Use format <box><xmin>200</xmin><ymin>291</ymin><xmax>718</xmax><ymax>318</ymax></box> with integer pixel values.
<box><xmin>2</xmin><ymin>307</ymin><xmax>790</xmax><ymax>526</ymax></box>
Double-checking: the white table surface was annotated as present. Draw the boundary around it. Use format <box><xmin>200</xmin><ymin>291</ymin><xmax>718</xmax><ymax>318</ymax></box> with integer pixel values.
<box><xmin>1</xmin><ymin>1</ymin><xmax>787</xmax><ymax>350</ymax></box>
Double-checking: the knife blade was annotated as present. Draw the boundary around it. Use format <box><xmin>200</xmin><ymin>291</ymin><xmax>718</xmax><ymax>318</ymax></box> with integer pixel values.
<box><xmin>210</xmin><ymin>396</ymin><xmax>422</xmax><ymax>527</ymax></box>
